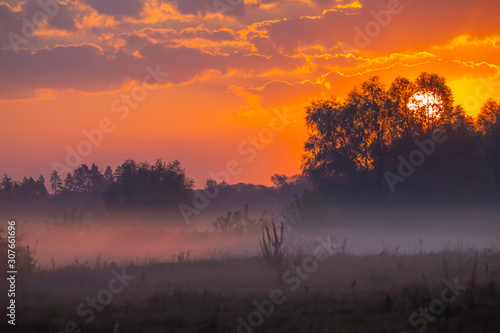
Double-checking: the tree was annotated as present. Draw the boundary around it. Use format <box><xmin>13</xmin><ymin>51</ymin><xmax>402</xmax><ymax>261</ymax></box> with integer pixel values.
<box><xmin>443</xmin><ymin>105</ymin><xmax>475</xmax><ymax>132</ymax></box>
<box><xmin>72</xmin><ymin>164</ymin><xmax>92</xmax><ymax>192</ymax></box>
<box><xmin>476</xmin><ymin>99</ymin><xmax>500</xmax><ymax>187</ymax></box>
<box><xmin>413</xmin><ymin>72</ymin><xmax>454</xmax><ymax>130</ymax></box>
<box><xmin>64</xmin><ymin>173</ymin><xmax>75</xmax><ymax>192</ymax></box>
<box><xmin>271</xmin><ymin>174</ymin><xmax>289</xmax><ymax>187</ymax></box>
<box><xmin>50</xmin><ymin>170</ymin><xmax>63</xmax><ymax>194</ymax></box>
<box><xmin>104</xmin><ymin>166</ymin><xmax>114</xmax><ymax>185</ymax></box>
<box><xmin>103</xmin><ymin>159</ymin><xmax>194</xmax><ymax>221</ymax></box>
<box><xmin>36</xmin><ymin>175</ymin><xmax>48</xmax><ymax>197</ymax></box>
<box><xmin>19</xmin><ymin>177</ymin><xmax>38</xmax><ymax>199</ymax></box>
<box><xmin>303</xmin><ymin>76</ymin><xmax>396</xmax><ymax>192</ymax></box>
<box><xmin>388</xmin><ymin>76</ymin><xmax>419</xmax><ymax>135</ymax></box>
<box><xmin>1</xmin><ymin>174</ymin><xmax>14</xmax><ymax>198</ymax></box>
<box><xmin>303</xmin><ymin>72</ymin><xmax>464</xmax><ymax>199</ymax></box>
<box><xmin>476</xmin><ymin>98</ymin><xmax>500</xmax><ymax>137</ymax></box>
<box><xmin>303</xmin><ymin>97</ymin><xmax>357</xmax><ymax>184</ymax></box>
<box><xmin>89</xmin><ymin>163</ymin><xmax>104</xmax><ymax>191</ymax></box>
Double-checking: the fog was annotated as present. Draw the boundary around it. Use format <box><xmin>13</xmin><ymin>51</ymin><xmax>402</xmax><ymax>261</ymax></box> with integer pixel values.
<box><xmin>13</xmin><ymin>205</ymin><xmax>500</xmax><ymax>268</ymax></box>
<box><xmin>4</xmin><ymin>204</ymin><xmax>500</xmax><ymax>333</ymax></box>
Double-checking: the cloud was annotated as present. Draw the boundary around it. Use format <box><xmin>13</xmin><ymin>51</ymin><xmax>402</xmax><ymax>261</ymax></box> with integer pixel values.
<box><xmin>138</xmin><ymin>43</ymin><xmax>226</xmax><ymax>84</ymax></box>
<box><xmin>2</xmin><ymin>0</ymin><xmax>499</xmax><ymax>109</ymax></box>
<box><xmin>0</xmin><ymin>3</ymin><xmax>24</xmax><ymax>49</ymax></box>
<box><xmin>0</xmin><ymin>1</ymin><xmax>79</xmax><ymax>50</ymax></box>
<box><xmin>433</xmin><ymin>35</ymin><xmax>500</xmax><ymax>50</ymax></box>
<box><xmin>83</xmin><ymin>0</ymin><xmax>145</xmax><ymax>18</ymax></box>
<box><xmin>0</xmin><ymin>44</ymin><xmax>141</xmax><ymax>98</ymax></box>
<box><xmin>259</xmin><ymin>0</ymin><xmax>500</xmax><ymax>54</ymax></box>
<box><xmin>161</xmin><ymin>0</ymin><xmax>246</xmax><ymax>17</ymax></box>
<box><xmin>0</xmin><ymin>39</ymin><xmax>306</xmax><ymax>99</ymax></box>
<box><xmin>179</xmin><ymin>27</ymin><xmax>237</xmax><ymax>41</ymax></box>
<box><xmin>22</xmin><ymin>0</ymin><xmax>78</xmax><ymax>31</ymax></box>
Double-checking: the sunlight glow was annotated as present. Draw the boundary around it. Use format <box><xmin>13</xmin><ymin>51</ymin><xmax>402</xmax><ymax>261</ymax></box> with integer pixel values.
<box><xmin>407</xmin><ymin>91</ymin><xmax>443</xmax><ymax>118</ymax></box>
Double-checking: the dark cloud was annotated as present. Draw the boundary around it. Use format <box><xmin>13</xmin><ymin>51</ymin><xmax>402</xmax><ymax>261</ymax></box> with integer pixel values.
<box><xmin>0</xmin><ymin>39</ymin><xmax>304</xmax><ymax>99</ymax></box>
<box><xmin>262</xmin><ymin>0</ymin><xmax>500</xmax><ymax>54</ymax></box>
<box><xmin>162</xmin><ymin>0</ymin><xmax>246</xmax><ymax>17</ymax></box>
<box><xmin>0</xmin><ymin>44</ymin><xmax>140</xmax><ymax>98</ymax></box>
<box><xmin>138</xmin><ymin>43</ymin><xmax>226</xmax><ymax>83</ymax></box>
<box><xmin>114</xmin><ymin>27</ymin><xmax>237</xmax><ymax>53</ymax></box>
<box><xmin>179</xmin><ymin>27</ymin><xmax>236</xmax><ymax>41</ymax></box>
<box><xmin>83</xmin><ymin>0</ymin><xmax>144</xmax><ymax>18</ymax></box>
<box><xmin>0</xmin><ymin>3</ymin><xmax>24</xmax><ymax>49</ymax></box>
<box><xmin>0</xmin><ymin>1</ymin><xmax>78</xmax><ymax>50</ymax></box>
<box><xmin>0</xmin><ymin>42</ymin><xmax>219</xmax><ymax>97</ymax></box>
<box><xmin>137</xmin><ymin>27</ymin><xmax>237</xmax><ymax>42</ymax></box>
<box><xmin>122</xmin><ymin>33</ymin><xmax>151</xmax><ymax>51</ymax></box>
<box><xmin>22</xmin><ymin>0</ymin><xmax>78</xmax><ymax>31</ymax></box>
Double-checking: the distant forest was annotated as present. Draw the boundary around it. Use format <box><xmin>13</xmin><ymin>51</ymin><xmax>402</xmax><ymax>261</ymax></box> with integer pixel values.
<box><xmin>2</xmin><ymin>72</ymin><xmax>500</xmax><ymax>222</ymax></box>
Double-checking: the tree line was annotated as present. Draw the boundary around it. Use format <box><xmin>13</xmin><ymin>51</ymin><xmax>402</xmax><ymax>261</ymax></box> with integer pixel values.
<box><xmin>0</xmin><ymin>159</ymin><xmax>194</xmax><ymax>219</ymax></box>
<box><xmin>302</xmin><ymin>72</ymin><xmax>500</xmax><ymax>202</ymax></box>
<box><xmin>2</xmin><ymin>71</ymin><xmax>500</xmax><ymax>219</ymax></box>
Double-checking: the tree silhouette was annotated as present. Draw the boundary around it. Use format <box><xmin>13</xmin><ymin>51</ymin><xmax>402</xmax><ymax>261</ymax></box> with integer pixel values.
<box><xmin>59</xmin><ymin>164</ymin><xmax>107</xmax><ymax>193</ymax></box>
<box><xmin>72</xmin><ymin>164</ymin><xmax>92</xmax><ymax>192</ymax></box>
<box><xmin>388</xmin><ymin>76</ymin><xmax>419</xmax><ymax>135</ymax></box>
<box><xmin>271</xmin><ymin>174</ymin><xmax>289</xmax><ymax>187</ymax></box>
<box><xmin>477</xmin><ymin>99</ymin><xmax>500</xmax><ymax>138</ymax></box>
<box><xmin>36</xmin><ymin>175</ymin><xmax>48</xmax><ymax>198</ymax></box>
<box><xmin>1</xmin><ymin>174</ymin><xmax>14</xmax><ymax>199</ymax></box>
<box><xmin>89</xmin><ymin>163</ymin><xmax>104</xmax><ymax>192</ymax></box>
<box><xmin>50</xmin><ymin>170</ymin><xmax>63</xmax><ymax>194</ymax></box>
<box><xmin>63</xmin><ymin>173</ymin><xmax>75</xmax><ymax>192</ymax></box>
<box><xmin>103</xmin><ymin>159</ymin><xmax>194</xmax><ymax>220</ymax></box>
<box><xmin>0</xmin><ymin>174</ymin><xmax>47</xmax><ymax>202</ymax></box>
<box><xmin>302</xmin><ymin>72</ymin><xmax>496</xmax><ymax>201</ymax></box>
<box><xmin>476</xmin><ymin>99</ymin><xmax>500</xmax><ymax>188</ymax></box>
<box><xmin>303</xmin><ymin>76</ymin><xmax>398</xmax><ymax>192</ymax></box>
<box><xmin>104</xmin><ymin>165</ymin><xmax>114</xmax><ymax>185</ymax></box>
<box><xmin>443</xmin><ymin>105</ymin><xmax>475</xmax><ymax>131</ymax></box>
<box><xmin>413</xmin><ymin>72</ymin><xmax>454</xmax><ymax>130</ymax></box>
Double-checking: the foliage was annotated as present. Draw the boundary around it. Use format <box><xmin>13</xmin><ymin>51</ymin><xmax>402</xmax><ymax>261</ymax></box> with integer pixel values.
<box><xmin>50</xmin><ymin>170</ymin><xmax>63</xmax><ymax>194</ymax></box>
<box><xmin>303</xmin><ymin>72</ymin><xmax>500</xmax><ymax>202</ymax></box>
<box><xmin>0</xmin><ymin>173</ymin><xmax>47</xmax><ymax>201</ymax></box>
<box><xmin>212</xmin><ymin>204</ymin><xmax>268</xmax><ymax>234</ymax></box>
<box><xmin>0</xmin><ymin>227</ymin><xmax>38</xmax><ymax>273</ymax></box>
<box><xmin>271</xmin><ymin>174</ymin><xmax>289</xmax><ymax>187</ymax></box>
<box><xmin>103</xmin><ymin>159</ymin><xmax>194</xmax><ymax>220</ymax></box>
<box><xmin>62</xmin><ymin>163</ymin><xmax>106</xmax><ymax>193</ymax></box>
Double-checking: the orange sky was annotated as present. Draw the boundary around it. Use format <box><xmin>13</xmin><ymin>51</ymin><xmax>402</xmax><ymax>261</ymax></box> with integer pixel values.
<box><xmin>1</xmin><ymin>0</ymin><xmax>500</xmax><ymax>187</ymax></box>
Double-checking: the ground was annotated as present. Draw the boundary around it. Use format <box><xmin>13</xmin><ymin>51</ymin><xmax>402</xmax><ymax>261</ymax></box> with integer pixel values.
<box><xmin>2</xmin><ymin>249</ymin><xmax>500</xmax><ymax>332</ymax></box>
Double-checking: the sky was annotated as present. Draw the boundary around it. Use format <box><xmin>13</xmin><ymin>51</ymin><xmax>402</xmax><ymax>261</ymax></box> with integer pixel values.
<box><xmin>1</xmin><ymin>0</ymin><xmax>499</xmax><ymax>187</ymax></box>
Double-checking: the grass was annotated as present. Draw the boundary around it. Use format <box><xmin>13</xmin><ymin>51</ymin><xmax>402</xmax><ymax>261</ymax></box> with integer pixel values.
<box><xmin>2</xmin><ymin>241</ymin><xmax>500</xmax><ymax>332</ymax></box>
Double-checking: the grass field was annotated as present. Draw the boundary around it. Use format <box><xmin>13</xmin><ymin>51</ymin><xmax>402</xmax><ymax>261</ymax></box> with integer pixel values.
<box><xmin>2</xmin><ymin>239</ymin><xmax>500</xmax><ymax>333</ymax></box>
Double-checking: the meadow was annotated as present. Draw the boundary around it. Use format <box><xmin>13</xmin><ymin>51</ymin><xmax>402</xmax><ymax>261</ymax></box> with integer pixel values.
<box><xmin>2</xmin><ymin>221</ymin><xmax>500</xmax><ymax>333</ymax></box>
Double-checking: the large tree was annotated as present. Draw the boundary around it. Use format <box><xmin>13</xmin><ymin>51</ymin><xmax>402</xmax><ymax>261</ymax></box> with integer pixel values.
<box><xmin>303</xmin><ymin>72</ymin><xmax>463</xmax><ymax>198</ymax></box>
<box><xmin>303</xmin><ymin>76</ymin><xmax>398</xmax><ymax>192</ymax></box>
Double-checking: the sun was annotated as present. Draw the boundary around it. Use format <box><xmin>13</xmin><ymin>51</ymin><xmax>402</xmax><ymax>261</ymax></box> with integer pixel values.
<box><xmin>407</xmin><ymin>91</ymin><xmax>443</xmax><ymax>118</ymax></box>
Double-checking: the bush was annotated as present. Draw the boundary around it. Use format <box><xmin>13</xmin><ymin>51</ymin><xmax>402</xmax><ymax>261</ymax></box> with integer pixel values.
<box><xmin>0</xmin><ymin>227</ymin><xmax>38</xmax><ymax>273</ymax></box>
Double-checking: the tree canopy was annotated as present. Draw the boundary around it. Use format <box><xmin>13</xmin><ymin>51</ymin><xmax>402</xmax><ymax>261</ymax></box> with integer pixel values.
<box><xmin>103</xmin><ymin>159</ymin><xmax>194</xmax><ymax>220</ymax></box>
<box><xmin>303</xmin><ymin>72</ymin><xmax>499</xmax><ymax>202</ymax></box>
